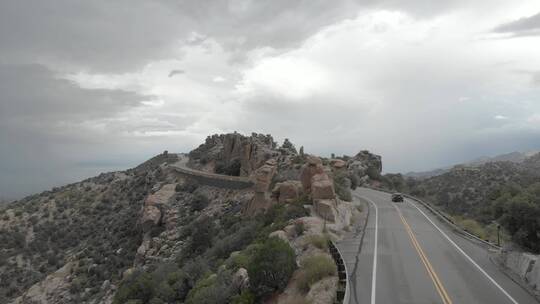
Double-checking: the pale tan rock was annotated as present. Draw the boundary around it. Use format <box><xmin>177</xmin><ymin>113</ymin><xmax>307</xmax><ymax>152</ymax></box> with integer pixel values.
<box><xmin>273</xmin><ymin>180</ymin><xmax>302</xmax><ymax>204</ymax></box>
<box><xmin>13</xmin><ymin>262</ymin><xmax>74</xmax><ymax>304</ymax></box>
<box><xmin>140</xmin><ymin>205</ymin><xmax>161</xmax><ymax>228</ymax></box>
<box><xmin>270</xmin><ymin>230</ymin><xmax>289</xmax><ymax>243</ymax></box>
<box><xmin>330</xmin><ymin>159</ymin><xmax>346</xmax><ymax>169</ymax></box>
<box><xmin>253</xmin><ymin>163</ymin><xmax>276</xmax><ymax>193</ymax></box>
<box><xmin>300</xmin><ymin>156</ymin><xmax>325</xmax><ymax>192</ymax></box>
<box><xmin>311</xmin><ymin>174</ymin><xmax>335</xmax><ymax>200</ymax></box>
<box><xmin>243</xmin><ymin>193</ymin><xmax>273</xmax><ymax>216</ymax></box>
<box><xmin>232</xmin><ymin>268</ymin><xmax>250</xmax><ymax>292</ymax></box>
<box><xmin>314</xmin><ymin>199</ymin><xmax>338</xmax><ymax>222</ymax></box>
<box><xmin>306</xmin><ymin>276</ymin><xmax>338</xmax><ymax>304</ymax></box>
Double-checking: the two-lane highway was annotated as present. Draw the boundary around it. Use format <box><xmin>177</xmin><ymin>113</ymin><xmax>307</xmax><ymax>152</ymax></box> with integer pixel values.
<box><xmin>337</xmin><ymin>187</ymin><xmax>539</xmax><ymax>304</ymax></box>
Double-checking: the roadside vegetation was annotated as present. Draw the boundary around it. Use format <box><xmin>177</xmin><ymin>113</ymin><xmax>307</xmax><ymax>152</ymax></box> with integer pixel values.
<box><xmin>378</xmin><ymin>159</ymin><xmax>540</xmax><ymax>252</ymax></box>
<box><xmin>113</xmin><ymin>201</ymin><xmax>308</xmax><ymax>304</ymax></box>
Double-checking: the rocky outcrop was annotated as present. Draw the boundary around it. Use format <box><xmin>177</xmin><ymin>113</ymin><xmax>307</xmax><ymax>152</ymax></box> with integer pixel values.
<box><xmin>12</xmin><ymin>262</ymin><xmax>74</xmax><ymax>304</ymax></box>
<box><xmin>138</xmin><ymin>184</ymin><xmax>176</xmax><ymax>232</ymax></box>
<box><xmin>243</xmin><ymin>159</ymin><xmax>278</xmax><ymax>215</ymax></box>
<box><xmin>253</xmin><ymin>159</ymin><xmax>277</xmax><ymax>193</ymax></box>
<box><xmin>272</xmin><ymin>180</ymin><xmax>303</xmax><ymax>204</ymax></box>
<box><xmin>347</xmin><ymin>150</ymin><xmax>382</xmax><ymax>183</ymax></box>
<box><xmin>313</xmin><ymin>199</ymin><xmax>338</xmax><ymax>222</ymax></box>
<box><xmin>330</xmin><ymin>159</ymin><xmax>346</xmax><ymax>170</ymax></box>
<box><xmin>232</xmin><ymin>268</ymin><xmax>250</xmax><ymax>292</ymax></box>
<box><xmin>136</xmin><ymin>184</ymin><xmax>176</xmax><ymax>263</ymax></box>
<box><xmin>311</xmin><ymin>174</ymin><xmax>335</xmax><ymax>200</ymax></box>
<box><xmin>300</xmin><ymin>156</ymin><xmax>325</xmax><ymax>193</ymax></box>
<box><xmin>189</xmin><ymin>132</ymin><xmax>281</xmax><ymax>177</ymax></box>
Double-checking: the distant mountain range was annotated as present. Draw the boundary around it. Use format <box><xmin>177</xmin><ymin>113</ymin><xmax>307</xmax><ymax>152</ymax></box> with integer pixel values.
<box><xmin>405</xmin><ymin>150</ymin><xmax>539</xmax><ymax>179</ymax></box>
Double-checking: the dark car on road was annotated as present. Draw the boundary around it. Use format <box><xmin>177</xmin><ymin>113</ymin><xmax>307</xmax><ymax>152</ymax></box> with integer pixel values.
<box><xmin>391</xmin><ymin>193</ymin><xmax>404</xmax><ymax>202</ymax></box>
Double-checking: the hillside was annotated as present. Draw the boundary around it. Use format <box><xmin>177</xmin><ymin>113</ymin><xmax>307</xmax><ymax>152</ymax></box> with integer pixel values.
<box><xmin>0</xmin><ymin>132</ymin><xmax>381</xmax><ymax>304</ymax></box>
<box><xmin>405</xmin><ymin>150</ymin><xmax>539</xmax><ymax>179</ymax></box>
<box><xmin>391</xmin><ymin>153</ymin><xmax>540</xmax><ymax>252</ymax></box>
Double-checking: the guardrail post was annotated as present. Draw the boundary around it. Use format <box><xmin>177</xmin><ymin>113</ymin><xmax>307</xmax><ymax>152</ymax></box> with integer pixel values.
<box><xmin>329</xmin><ymin>239</ymin><xmax>349</xmax><ymax>304</ymax></box>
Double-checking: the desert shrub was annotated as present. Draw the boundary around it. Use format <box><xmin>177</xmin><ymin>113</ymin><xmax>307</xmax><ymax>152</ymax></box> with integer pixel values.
<box><xmin>215</xmin><ymin>159</ymin><xmax>242</xmax><ymax>176</ymax></box>
<box><xmin>248</xmin><ymin>237</ymin><xmax>297</xmax><ymax>298</ymax></box>
<box><xmin>184</xmin><ymin>216</ymin><xmax>216</xmax><ymax>257</ymax></box>
<box><xmin>177</xmin><ymin>179</ymin><xmax>199</xmax><ymax>193</ymax></box>
<box><xmin>114</xmin><ymin>271</ymin><xmax>156</xmax><ymax>304</ymax></box>
<box><xmin>114</xmin><ymin>263</ymin><xmax>198</xmax><ymax>304</ymax></box>
<box><xmin>297</xmin><ymin>255</ymin><xmax>337</xmax><ymax>293</ymax></box>
<box><xmin>334</xmin><ymin>171</ymin><xmax>352</xmax><ymax>202</ymax></box>
<box><xmin>190</xmin><ymin>192</ymin><xmax>210</xmax><ymax>212</ymax></box>
<box><xmin>185</xmin><ymin>269</ymin><xmax>235</xmax><ymax>304</ymax></box>
<box><xmin>207</xmin><ymin>221</ymin><xmax>260</xmax><ymax>263</ymax></box>
<box><xmin>294</xmin><ymin>221</ymin><xmax>306</xmax><ymax>236</ymax></box>
<box><xmin>366</xmin><ymin>166</ymin><xmax>381</xmax><ymax>180</ymax></box>
<box><xmin>349</xmin><ymin>173</ymin><xmax>359</xmax><ymax>190</ymax></box>
<box><xmin>305</xmin><ymin>234</ymin><xmax>328</xmax><ymax>250</ymax></box>
<box><xmin>231</xmin><ymin>291</ymin><xmax>256</xmax><ymax>304</ymax></box>
<box><xmin>281</xmin><ymin>295</ymin><xmax>312</xmax><ymax>304</ymax></box>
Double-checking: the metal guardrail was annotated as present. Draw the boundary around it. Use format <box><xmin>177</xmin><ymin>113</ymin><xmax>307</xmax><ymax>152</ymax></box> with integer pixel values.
<box><xmin>367</xmin><ymin>186</ymin><xmax>501</xmax><ymax>250</ymax></box>
<box><xmin>329</xmin><ymin>240</ymin><xmax>349</xmax><ymax>304</ymax></box>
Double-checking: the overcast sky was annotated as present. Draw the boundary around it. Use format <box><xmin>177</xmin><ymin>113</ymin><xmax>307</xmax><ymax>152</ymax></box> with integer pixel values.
<box><xmin>2</xmin><ymin>1</ymin><xmax>540</xmax><ymax>199</ymax></box>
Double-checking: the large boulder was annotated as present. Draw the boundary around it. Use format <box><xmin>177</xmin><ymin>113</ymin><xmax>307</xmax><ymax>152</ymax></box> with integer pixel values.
<box><xmin>311</xmin><ymin>174</ymin><xmax>335</xmax><ymax>200</ymax></box>
<box><xmin>300</xmin><ymin>156</ymin><xmax>325</xmax><ymax>192</ymax></box>
<box><xmin>232</xmin><ymin>268</ymin><xmax>250</xmax><ymax>292</ymax></box>
<box><xmin>313</xmin><ymin>199</ymin><xmax>338</xmax><ymax>222</ymax></box>
<box><xmin>12</xmin><ymin>262</ymin><xmax>74</xmax><ymax>304</ymax></box>
<box><xmin>140</xmin><ymin>205</ymin><xmax>161</xmax><ymax>230</ymax></box>
<box><xmin>330</xmin><ymin>159</ymin><xmax>347</xmax><ymax>170</ymax></box>
<box><xmin>272</xmin><ymin>180</ymin><xmax>303</xmax><ymax>203</ymax></box>
<box><xmin>138</xmin><ymin>184</ymin><xmax>176</xmax><ymax>232</ymax></box>
<box><xmin>253</xmin><ymin>159</ymin><xmax>277</xmax><ymax>193</ymax></box>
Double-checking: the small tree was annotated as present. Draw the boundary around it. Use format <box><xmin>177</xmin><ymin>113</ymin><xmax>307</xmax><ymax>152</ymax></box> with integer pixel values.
<box><xmin>248</xmin><ymin>237</ymin><xmax>297</xmax><ymax>298</ymax></box>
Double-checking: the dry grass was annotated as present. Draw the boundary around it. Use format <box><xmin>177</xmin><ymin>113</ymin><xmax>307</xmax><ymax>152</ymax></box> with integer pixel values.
<box><xmin>297</xmin><ymin>254</ymin><xmax>337</xmax><ymax>293</ymax></box>
<box><xmin>304</xmin><ymin>234</ymin><xmax>328</xmax><ymax>251</ymax></box>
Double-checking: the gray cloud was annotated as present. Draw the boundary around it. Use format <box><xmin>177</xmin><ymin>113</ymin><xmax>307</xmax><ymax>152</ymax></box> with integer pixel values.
<box><xmin>0</xmin><ymin>64</ymin><xmax>156</xmax><ymax>198</ymax></box>
<box><xmin>493</xmin><ymin>12</ymin><xmax>540</xmax><ymax>36</ymax></box>
<box><xmin>0</xmin><ymin>0</ymin><xmax>473</xmax><ymax>73</ymax></box>
<box><xmin>2</xmin><ymin>0</ymin><xmax>540</xmax><ymax>199</ymax></box>
<box><xmin>0</xmin><ymin>64</ymin><xmax>147</xmax><ymax>121</ymax></box>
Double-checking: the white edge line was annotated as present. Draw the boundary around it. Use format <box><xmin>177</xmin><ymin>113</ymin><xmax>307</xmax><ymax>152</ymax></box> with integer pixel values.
<box><xmin>361</xmin><ymin>195</ymin><xmax>379</xmax><ymax>304</ymax></box>
<box><xmin>407</xmin><ymin>198</ymin><xmax>519</xmax><ymax>304</ymax></box>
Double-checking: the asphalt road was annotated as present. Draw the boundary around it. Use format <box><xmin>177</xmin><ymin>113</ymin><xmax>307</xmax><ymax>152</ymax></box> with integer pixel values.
<box><xmin>337</xmin><ymin>187</ymin><xmax>539</xmax><ymax>304</ymax></box>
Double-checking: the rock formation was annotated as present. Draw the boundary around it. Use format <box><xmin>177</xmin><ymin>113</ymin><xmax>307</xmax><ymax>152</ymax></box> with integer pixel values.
<box><xmin>243</xmin><ymin>159</ymin><xmax>278</xmax><ymax>215</ymax></box>
<box><xmin>189</xmin><ymin>132</ymin><xmax>280</xmax><ymax>177</ymax></box>
<box><xmin>347</xmin><ymin>150</ymin><xmax>383</xmax><ymax>184</ymax></box>
<box><xmin>272</xmin><ymin>180</ymin><xmax>303</xmax><ymax>204</ymax></box>
<box><xmin>300</xmin><ymin>156</ymin><xmax>325</xmax><ymax>193</ymax></box>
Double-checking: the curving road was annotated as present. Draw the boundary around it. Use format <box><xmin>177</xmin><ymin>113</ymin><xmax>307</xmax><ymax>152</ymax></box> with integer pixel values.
<box><xmin>337</xmin><ymin>187</ymin><xmax>539</xmax><ymax>304</ymax></box>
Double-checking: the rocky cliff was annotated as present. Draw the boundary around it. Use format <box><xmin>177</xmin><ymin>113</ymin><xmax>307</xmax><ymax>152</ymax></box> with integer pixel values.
<box><xmin>0</xmin><ymin>133</ymin><xmax>380</xmax><ymax>304</ymax></box>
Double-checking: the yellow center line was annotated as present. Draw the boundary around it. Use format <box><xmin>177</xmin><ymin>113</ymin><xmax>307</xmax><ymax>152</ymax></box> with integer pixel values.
<box><xmin>394</xmin><ymin>204</ymin><xmax>453</xmax><ymax>304</ymax></box>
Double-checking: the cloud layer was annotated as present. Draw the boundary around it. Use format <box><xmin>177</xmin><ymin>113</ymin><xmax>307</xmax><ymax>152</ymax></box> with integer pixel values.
<box><xmin>1</xmin><ymin>1</ymin><xmax>540</xmax><ymax>198</ymax></box>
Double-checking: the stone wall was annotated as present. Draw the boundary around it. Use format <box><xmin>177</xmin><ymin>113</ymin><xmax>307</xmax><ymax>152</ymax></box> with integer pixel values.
<box><xmin>172</xmin><ymin>165</ymin><xmax>254</xmax><ymax>190</ymax></box>
<box><xmin>501</xmin><ymin>250</ymin><xmax>540</xmax><ymax>292</ymax></box>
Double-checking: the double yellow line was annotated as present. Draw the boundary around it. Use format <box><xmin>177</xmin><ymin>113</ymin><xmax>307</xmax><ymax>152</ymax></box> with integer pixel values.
<box><xmin>395</xmin><ymin>205</ymin><xmax>453</xmax><ymax>304</ymax></box>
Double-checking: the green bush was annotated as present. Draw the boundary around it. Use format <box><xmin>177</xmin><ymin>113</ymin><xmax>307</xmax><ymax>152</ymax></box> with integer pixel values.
<box><xmin>248</xmin><ymin>237</ymin><xmax>297</xmax><ymax>298</ymax></box>
<box><xmin>297</xmin><ymin>255</ymin><xmax>337</xmax><ymax>293</ymax></box>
